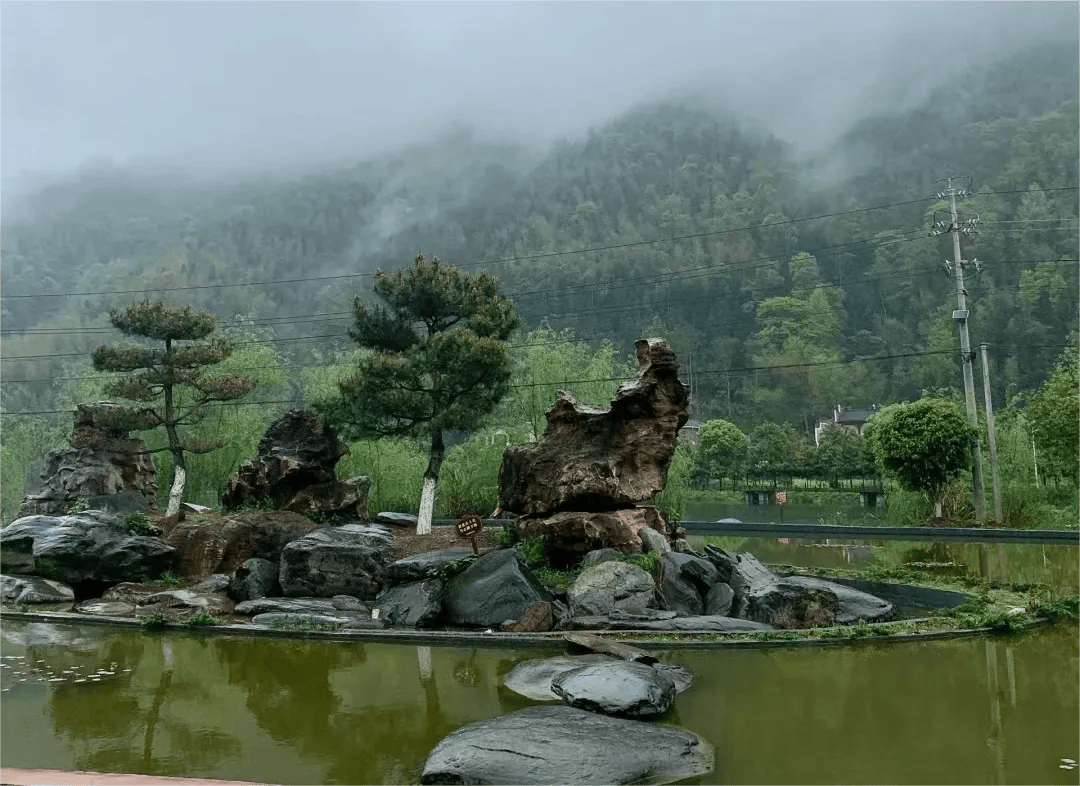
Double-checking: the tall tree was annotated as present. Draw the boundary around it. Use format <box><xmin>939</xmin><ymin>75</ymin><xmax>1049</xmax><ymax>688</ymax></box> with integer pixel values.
<box><xmin>695</xmin><ymin>419</ymin><xmax>749</xmax><ymax>489</ymax></box>
<box><xmin>91</xmin><ymin>301</ymin><xmax>255</xmax><ymax>517</ymax></box>
<box><xmin>322</xmin><ymin>253</ymin><xmax>519</xmax><ymax>534</ymax></box>
<box><xmin>1026</xmin><ymin>336</ymin><xmax>1079</xmax><ymax>484</ymax></box>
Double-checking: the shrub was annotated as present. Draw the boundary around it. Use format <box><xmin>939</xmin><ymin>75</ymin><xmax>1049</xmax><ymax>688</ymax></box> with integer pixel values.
<box><xmin>183</xmin><ymin>612</ymin><xmax>222</xmax><ymax>627</ymax></box>
<box><xmin>139</xmin><ymin>613</ymin><xmax>171</xmax><ymax>629</ymax></box>
<box><xmin>159</xmin><ymin>571</ymin><xmax>186</xmax><ymax>589</ymax></box>
<box><xmin>515</xmin><ymin>536</ymin><xmax>548</xmax><ymax>567</ymax></box>
<box><xmin>67</xmin><ymin>499</ymin><xmax>90</xmax><ymax>514</ymax></box>
<box><xmin>122</xmin><ymin>511</ymin><xmax>155</xmax><ymax>536</ymax></box>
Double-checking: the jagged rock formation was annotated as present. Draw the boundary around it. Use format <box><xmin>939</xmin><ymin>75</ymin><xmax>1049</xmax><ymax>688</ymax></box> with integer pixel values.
<box><xmin>500</xmin><ymin>338</ymin><xmax>690</xmax><ymax>516</ymax></box>
<box><xmin>16</xmin><ymin>402</ymin><xmax>158</xmax><ymax>518</ymax></box>
<box><xmin>220</xmin><ymin>409</ymin><xmax>369</xmax><ymax>519</ymax></box>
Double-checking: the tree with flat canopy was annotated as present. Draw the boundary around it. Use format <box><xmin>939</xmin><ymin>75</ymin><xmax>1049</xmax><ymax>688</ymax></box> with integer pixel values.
<box><xmin>91</xmin><ymin>300</ymin><xmax>255</xmax><ymax>517</ymax></box>
<box><xmin>863</xmin><ymin>398</ymin><xmax>975</xmax><ymax>519</ymax></box>
<box><xmin>320</xmin><ymin>253</ymin><xmax>519</xmax><ymax>535</ymax></box>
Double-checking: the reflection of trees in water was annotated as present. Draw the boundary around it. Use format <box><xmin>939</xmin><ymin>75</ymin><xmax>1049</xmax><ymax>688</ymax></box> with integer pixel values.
<box><xmin>46</xmin><ymin>632</ymin><xmax>241</xmax><ymax>776</ymax></box>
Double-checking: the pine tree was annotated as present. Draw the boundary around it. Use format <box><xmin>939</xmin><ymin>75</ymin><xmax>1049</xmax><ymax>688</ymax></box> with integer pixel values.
<box><xmin>91</xmin><ymin>300</ymin><xmax>254</xmax><ymax>517</ymax></box>
<box><xmin>321</xmin><ymin>253</ymin><xmax>520</xmax><ymax>535</ymax></box>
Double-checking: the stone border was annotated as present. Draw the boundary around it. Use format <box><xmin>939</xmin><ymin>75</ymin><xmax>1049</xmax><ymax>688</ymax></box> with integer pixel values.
<box><xmin>1</xmin><ymin>602</ymin><xmax>1053</xmax><ymax>651</ymax></box>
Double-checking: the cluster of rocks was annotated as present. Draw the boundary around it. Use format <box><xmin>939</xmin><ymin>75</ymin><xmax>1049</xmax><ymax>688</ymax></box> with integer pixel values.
<box><xmin>15</xmin><ymin>402</ymin><xmax>158</xmax><ymax>519</ymax></box>
<box><xmin>500</xmin><ymin>338</ymin><xmax>690</xmax><ymax>566</ymax></box>
<box><xmin>421</xmin><ymin>634</ymin><xmax>712</xmax><ymax>784</ymax></box>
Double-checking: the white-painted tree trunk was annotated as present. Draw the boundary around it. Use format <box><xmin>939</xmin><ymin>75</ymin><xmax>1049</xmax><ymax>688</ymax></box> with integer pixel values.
<box><xmin>166</xmin><ymin>466</ymin><xmax>186</xmax><ymax>519</ymax></box>
<box><xmin>933</xmin><ymin>499</ymin><xmax>943</xmax><ymax>518</ymax></box>
<box><xmin>416</xmin><ymin>476</ymin><xmax>436</xmax><ymax>535</ymax></box>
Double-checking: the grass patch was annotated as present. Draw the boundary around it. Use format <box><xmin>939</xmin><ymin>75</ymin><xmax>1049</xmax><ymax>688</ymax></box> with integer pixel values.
<box><xmin>182</xmin><ymin>612</ymin><xmax>222</xmax><ymax>627</ymax></box>
<box><xmin>122</xmin><ymin>511</ymin><xmax>156</xmax><ymax>536</ymax></box>
<box><xmin>139</xmin><ymin>612</ymin><xmax>171</xmax><ymax>629</ymax></box>
<box><xmin>158</xmin><ymin>571</ymin><xmax>186</xmax><ymax>589</ymax></box>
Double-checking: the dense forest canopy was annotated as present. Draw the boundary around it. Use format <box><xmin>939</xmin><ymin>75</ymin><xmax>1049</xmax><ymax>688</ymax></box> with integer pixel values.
<box><xmin>2</xmin><ymin>42</ymin><xmax>1077</xmax><ymax>452</ymax></box>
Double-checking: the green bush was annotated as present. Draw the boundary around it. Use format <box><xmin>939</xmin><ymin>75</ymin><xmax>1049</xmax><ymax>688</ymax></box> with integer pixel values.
<box><xmin>122</xmin><ymin>511</ymin><xmax>155</xmax><ymax>536</ymax></box>
<box><xmin>516</xmin><ymin>536</ymin><xmax>548</xmax><ymax>567</ymax></box>
<box><xmin>67</xmin><ymin>499</ymin><xmax>90</xmax><ymax>514</ymax></box>
<box><xmin>139</xmin><ymin>613</ymin><xmax>171</xmax><ymax>629</ymax></box>
<box><xmin>159</xmin><ymin>571</ymin><xmax>186</xmax><ymax>589</ymax></box>
<box><xmin>183</xmin><ymin>612</ymin><xmax>222</xmax><ymax>627</ymax></box>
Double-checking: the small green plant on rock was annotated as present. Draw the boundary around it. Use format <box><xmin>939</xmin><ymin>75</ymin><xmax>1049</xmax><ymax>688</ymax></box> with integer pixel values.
<box><xmin>268</xmin><ymin>615</ymin><xmax>344</xmax><ymax>632</ymax></box>
<box><xmin>182</xmin><ymin>612</ymin><xmax>222</xmax><ymax>627</ymax></box>
<box><xmin>494</xmin><ymin>524</ymin><xmax>517</xmax><ymax>548</ymax></box>
<box><xmin>122</xmin><ymin>511</ymin><xmax>156</xmax><ymax>536</ymax></box>
<box><xmin>516</xmin><ymin>536</ymin><xmax>548</xmax><ymax>567</ymax></box>
<box><xmin>428</xmin><ymin>555</ymin><xmax>477</xmax><ymax>582</ymax></box>
<box><xmin>67</xmin><ymin>499</ymin><xmax>90</xmax><ymax>514</ymax></box>
<box><xmin>159</xmin><ymin>571</ymin><xmax>186</xmax><ymax>589</ymax></box>
<box><xmin>139</xmin><ymin>612</ymin><xmax>171</xmax><ymax>629</ymax></box>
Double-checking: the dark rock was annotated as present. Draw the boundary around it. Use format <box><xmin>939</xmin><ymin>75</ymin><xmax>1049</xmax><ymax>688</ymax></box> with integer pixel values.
<box><xmin>1</xmin><ymin>511</ymin><xmax>179</xmax><ymax>595</ymax></box>
<box><xmin>551</xmin><ymin>598</ymin><xmax>573</xmax><ymax>631</ymax></box>
<box><xmin>703</xmin><ymin>547</ymin><xmax>775</xmax><ymax>618</ymax></box>
<box><xmin>609</xmin><ymin>608</ymin><xmax>678</xmax><ymax>622</ymax></box>
<box><xmin>1</xmin><ymin>574</ymin><xmax>75</xmax><ymax>606</ymax></box>
<box><xmin>234</xmin><ymin>597</ymin><xmax>340</xmax><ymax>616</ymax></box>
<box><xmin>747</xmin><ymin>574</ymin><xmax>842</xmax><ymax>628</ymax></box>
<box><xmin>500</xmin><ymin>600</ymin><xmax>553</xmax><ymax>632</ymax></box>
<box><xmin>15</xmin><ymin>403</ymin><xmax>158</xmax><ymax>519</ymax></box>
<box><xmin>76</xmin><ymin>600</ymin><xmax>136</xmax><ymax>616</ymax></box>
<box><xmin>220</xmin><ymin>409</ymin><xmax>369</xmax><ymax>519</ymax></box>
<box><xmin>0</xmin><ymin>516</ymin><xmax>57</xmax><ymax>575</ymax></box>
<box><xmin>162</xmin><ymin>511</ymin><xmax>321</xmax><ymax>584</ymax></box>
<box><xmin>343</xmin><ymin>617</ymin><xmax>388</xmax><ymax>630</ymax></box>
<box><xmin>551</xmin><ymin>660</ymin><xmax>676</xmax><ymax>718</ymax></box>
<box><xmin>568</xmin><ymin>560</ymin><xmax>655</xmax><ymax>618</ymax></box>
<box><xmin>580</xmin><ymin>548</ymin><xmax>622</xmax><ymax>567</ymax></box>
<box><xmin>195</xmin><ymin>574</ymin><xmax>231</xmax><ymax>594</ymax></box>
<box><xmin>228</xmin><ymin>557</ymin><xmax>280</xmax><ymax>601</ymax></box>
<box><xmin>672</xmin><ymin>538</ymin><xmax>695</xmax><ymax>554</ymax></box>
<box><xmin>278</xmin><ymin>524</ymin><xmax>395</xmax><ymax>599</ymax></box>
<box><xmin>420</xmin><ymin>705</ymin><xmax>713</xmax><ymax>785</ymax></box>
<box><xmin>441</xmin><ymin>548</ymin><xmax>553</xmax><ymax>628</ymax></box>
<box><xmin>498</xmin><ymin>338</ymin><xmax>690</xmax><ymax>517</ymax></box>
<box><xmin>658</xmin><ymin>552</ymin><xmax>721</xmax><ymax>616</ymax></box>
<box><xmin>385</xmin><ymin>548</ymin><xmax>474</xmax><ymax>586</ymax></box>
<box><xmin>376</xmin><ymin>578</ymin><xmax>443</xmax><ymax>627</ymax></box>
<box><xmin>770</xmin><ymin>575</ymin><xmax>895</xmax><ymax>625</ymax></box>
<box><xmin>137</xmin><ymin>589</ymin><xmax>234</xmax><ymax>618</ymax></box>
<box><xmin>517</xmin><ymin>506</ymin><xmax>674</xmax><ymax>567</ymax></box>
<box><xmin>564</xmin><ymin>632</ymin><xmax>659</xmax><ymax>664</ymax></box>
<box><xmin>376</xmin><ymin>512</ymin><xmax>418</xmax><ymax>527</ymax></box>
<box><xmin>703</xmin><ymin>582</ymin><xmax>734</xmax><ymax>616</ymax></box>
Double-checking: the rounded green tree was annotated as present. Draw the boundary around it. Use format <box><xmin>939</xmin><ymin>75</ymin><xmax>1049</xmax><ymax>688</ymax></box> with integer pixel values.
<box><xmin>91</xmin><ymin>301</ymin><xmax>255</xmax><ymax>517</ymax></box>
<box><xmin>321</xmin><ymin>253</ymin><xmax>520</xmax><ymax>534</ymax></box>
<box><xmin>695</xmin><ymin>419</ymin><xmax>749</xmax><ymax>489</ymax></box>
<box><xmin>863</xmin><ymin>398</ymin><xmax>975</xmax><ymax>519</ymax></box>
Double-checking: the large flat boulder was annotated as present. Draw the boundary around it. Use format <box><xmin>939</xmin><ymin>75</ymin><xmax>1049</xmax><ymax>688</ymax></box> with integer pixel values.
<box><xmin>0</xmin><ymin>511</ymin><xmax>178</xmax><ymax>595</ymax></box>
<box><xmin>567</xmin><ymin>560</ymin><xmax>656</xmax><ymax>618</ymax></box>
<box><xmin>15</xmin><ymin>402</ymin><xmax>158</xmax><ymax>519</ymax></box>
<box><xmin>1</xmin><ymin>574</ymin><xmax>75</xmax><ymax>606</ymax></box>
<box><xmin>551</xmin><ymin>660</ymin><xmax>677</xmax><ymax>718</ymax></box>
<box><xmin>517</xmin><ymin>506</ymin><xmax>673</xmax><ymax>567</ymax></box>
<box><xmin>228</xmin><ymin>557</ymin><xmax>280</xmax><ymax>601</ymax></box>
<box><xmin>498</xmin><ymin>338</ymin><xmax>689</xmax><ymax>517</ymax></box>
<box><xmin>162</xmin><ymin>511</ymin><xmax>322</xmax><ymax>584</ymax></box>
<box><xmin>385</xmin><ymin>548</ymin><xmax>474</xmax><ymax>586</ymax></box>
<box><xmin>234</xmin><ymin>597</ymin><xmax>345</xmax><ymax>616</ymax></box>
<box><xmin>420</xmin><ymin>705</ymin><xmax>714</xmax><ymax>785</ymax></box>
<box><xmin>504</xmin><ymin>655</ymin><xmax>693</xmax><ymax>701</ymax></box>
<box><xmin>441</xmin><ymin>548</ymin><xmax>553</xmax><ymax>628</ymax></box>
<box><xmin>278</xmin><ymin>524</ymin><xmax>395</xmax><ymax>599</ymax></box>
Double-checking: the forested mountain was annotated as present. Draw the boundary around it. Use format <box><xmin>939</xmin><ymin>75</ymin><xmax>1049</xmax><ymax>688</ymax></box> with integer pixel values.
<box><xmin>2</xmin><ymin>43</ymin><xmax>1077</xmax><ymax>437</ymax></box>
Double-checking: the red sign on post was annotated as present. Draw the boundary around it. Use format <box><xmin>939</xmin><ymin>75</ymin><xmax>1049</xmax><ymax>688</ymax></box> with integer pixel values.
<box><xmin>456</xmin><ymin>514</ymin><xmax>485</xmax><ymax>555</ymax></box>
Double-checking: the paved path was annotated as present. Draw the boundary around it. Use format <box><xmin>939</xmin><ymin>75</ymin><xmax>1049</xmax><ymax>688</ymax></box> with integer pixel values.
<box><xmin>0</xmin><ymin>768</ymin><xmax>276</xmax><ymax>785</ymax></box>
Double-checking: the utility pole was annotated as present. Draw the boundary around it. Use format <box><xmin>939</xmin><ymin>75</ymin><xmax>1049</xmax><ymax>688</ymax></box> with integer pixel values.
<box><xmin>979</xmin><ymin>342</ymin><xmax>1003</xmax><ymax>522</ymax></box>
<box><xmin>933</xmin><ymin>177</ymin><xmax>987</xmax><ymax>523</ymax></box>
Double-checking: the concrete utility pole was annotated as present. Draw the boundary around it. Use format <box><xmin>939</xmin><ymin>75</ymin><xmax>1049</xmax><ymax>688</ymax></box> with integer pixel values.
<box><xmin>935</xmin><ymin>178</ymin><xmax>987</xmax><ymax>523</ymax></box>
<box><xmin>979</xmin><ymin>342</ymin><xmax>1004</xmax><ymax>521</ymax></box>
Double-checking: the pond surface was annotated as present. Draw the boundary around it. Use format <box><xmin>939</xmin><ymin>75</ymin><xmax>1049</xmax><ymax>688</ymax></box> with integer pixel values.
<box><xmin>685</xmin><ymin>497</ymin><xmax>884</xmax><ymax>527</ymax></box>
<box><xmin>1</xmin><ymin>619</ymin><xmax>1077</xmax><ymax>785</ymax></box>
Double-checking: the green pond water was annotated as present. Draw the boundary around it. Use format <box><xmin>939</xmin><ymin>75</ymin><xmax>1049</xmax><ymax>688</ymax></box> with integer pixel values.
<box><xmin>1</xmin><ymin>536</ymin><xmax>1077</xmax><ymax>785</ymax></box>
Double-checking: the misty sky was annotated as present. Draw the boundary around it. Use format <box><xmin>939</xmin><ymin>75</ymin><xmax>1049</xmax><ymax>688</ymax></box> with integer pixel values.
<box><xmin>2</xmin><ymin>2</ymin><xmax>1077</xmax><ymax>183</ymax></box>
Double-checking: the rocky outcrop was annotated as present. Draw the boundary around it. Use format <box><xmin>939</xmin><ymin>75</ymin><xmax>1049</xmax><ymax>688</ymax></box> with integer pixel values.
<box><xmin>657</xmin><ymin>552</ymin><xmax>722</xmax><ymax>617</ymax></box>
<box><xmin>567</xmin><ymin>560</ymin><xmax>656</xmax><ymax>618</ymax></box>
<box><xmin>517</xmin><ymin>506</ymin><xmax>674</xmax><ymax>566</ymax></box>
<box><xmin>551</xmin><ymin>660</ymin><xmax>677</xmax><ymax>718</ymax></box>
<box><xmin>0</xmin><ymin>512</ymin><xmax>178</xmax><ymax>595</ymax></box>
<box><xmin>16</xmin><ymin>402</ymin><xmax>158</xmax><ymax>518</ymax></box>
<box><xmin>499</xmin><ymin>338</ymin><xmax>689</xmax><ymax>517</ymax></box>
<box><xmin>420</xmin><ymin>705</ymin><xmax>714</xmax><ymax>785</ymax></box>
<box><xmin>384</xmin><ymin>548</ymin><xmax>473</xmax><ymax>586</ymax></box>
<box><xmin>278</xmin><ymin>524</ymin><xmax>395</xmax><ymax>599</ymax></box>
<box><xmin>234</xmin><ymin>597</ymin><xmax>352</xmax><ymax>616</ymax></box>
<box><xmin>441</xmin><ymin>548</ymin><xmax>553</xmax><ymax>628</ymax></box>
<box><xmin>219</xmin><ymin>409</ymin><xmax>370</xmax><ymax>519</ymax></box>
<box><xmin>162</xmin><ymin>511</ymin><xmax>321</xmax><ymax>583</ymax></box>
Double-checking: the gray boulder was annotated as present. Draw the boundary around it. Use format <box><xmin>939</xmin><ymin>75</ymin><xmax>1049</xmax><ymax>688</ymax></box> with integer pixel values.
<box><xmin>375</xmin><ymin>512</ymin><xmax>418</xmax><ymax>527</ymax></box>
<box><xmin>1</xmin><ymin>574</ymin><xmax>75</xmax><ymax>606</ymax></box>
<box><xmin>639</xmin><ymin>527</ymin><xmax>671</xmax><ymax>554</ymax></box>
<box><xmin>278</xmin><ymin>523</ymin><xmax>394</xmax><ymax>599</ymax></box>
<box><xmin>580</xmin><ymin>548</ymin><xmax>622</xmax><ymax>568</ymax></box>
<box><xmin>234</xmin><ymin>597</ymin><xmax>342</xmax><ymax>616</ymax></box>
<box><xmin>1</xmin><ymin>511</ymin><xmax>178</xmax><ymax>592</ymax></box>
<box><xmin>375</xmin><ymin>578</ymin><xmax>443</xmax><ymax>627</ymax></box>
<box><xmin>195</xmin><ymin>574</ymin><xmax>231</xmax><ymax>594</ymax></box>
<box><xmin>229</xmin><ymin>557</ymin><xmax>280</xmax><ymax>601</ymax></box>
<box><xmin>749</xmin><ymin>574</ymin><xmax>895</xmax><ymax>627</ymax></box>
<box><xmin>385</xmin><ymin>548</ymin><xmax>473</xmax><ymax>586</ymax></box>
<box><xmin>76</xmin><ymin>600</ymin><xmax>136</xmax><ymax>616</ymax></box>
<box><xmin>658</xmin><ymin>552</ymin><xmax>721</xmax><ymax>616</ymax></box>
<box><xmin>420</xmin><ymin>705</ymin><xmax>714</xmax><ymax>785</ymax></box>
<box><xmin>331</xmin><ymin>594</ymin><xmax>368</xmax><ymax>612</ymax></box>
<box><xmin>503</xmin><ymin>654</ymin><xmax>616</xmax><ymax>700</ymax></box>
<box><xmin>137</xmin><ymin>589</ymin><xmax>234</xmax><ymax>618</ymax></box>
<box><xmin>568</xmin><ymin>560</ymin><xmax>655</xmax><ymax>618</ymax></box>
<box><xmin>703</xmin><ymin>582</ymin><xmax>735</xmax><ymax>616</ymax></box>
<box><xmin>551</xmin><ymin>660</ymin><xmax>676</xmax><ymax>718</ymax></box>
<box><xmin>251</xmin><ymin>612</ymin><xmax>350</xmax><ymax>627</ymax></box>
<box><xmin>441</xmin><ymin>548</ymin><xmax>553</xmax><ymax>628</ymax></box>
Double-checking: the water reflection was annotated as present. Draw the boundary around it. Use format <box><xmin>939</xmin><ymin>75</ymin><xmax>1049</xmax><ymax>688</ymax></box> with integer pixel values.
<box><xmin>1</xmin><ymin>620</ymin><xmax>1077</xmax><ymax>785</ymax></box>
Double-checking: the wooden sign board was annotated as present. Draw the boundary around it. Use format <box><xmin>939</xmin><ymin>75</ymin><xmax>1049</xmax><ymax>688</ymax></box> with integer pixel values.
<box><xmin>774</xmin><ymin>491</ymin><xmax>788</xmax><ymax>505</ymax></box>
<box><xmin>456</xmin><ymin>514</ymin><xmax>485</xmax><ymax>554</ymax></box>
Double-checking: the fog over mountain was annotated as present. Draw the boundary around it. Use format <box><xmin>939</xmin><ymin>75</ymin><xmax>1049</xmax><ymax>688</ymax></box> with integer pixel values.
<box><xmin>2</xmin><ymin>1</ymin><xmax>1075</xmax><ymax>198</ymax></box>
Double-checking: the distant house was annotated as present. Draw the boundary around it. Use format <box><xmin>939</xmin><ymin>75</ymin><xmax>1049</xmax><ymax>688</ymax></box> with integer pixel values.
<box><xmin>813</xmin><ymin>405</ymin><xmax>879</xmax><ymax>445</ymax></box>
<box><xmin>678</xmin><ymin>418</ymin><xmax>703</xmax><ymax>446</ymax></box>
